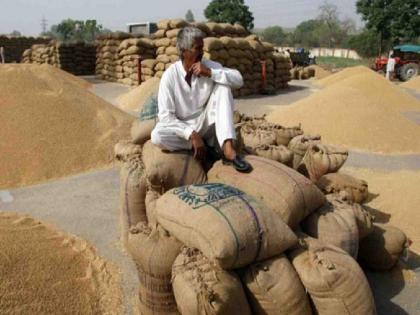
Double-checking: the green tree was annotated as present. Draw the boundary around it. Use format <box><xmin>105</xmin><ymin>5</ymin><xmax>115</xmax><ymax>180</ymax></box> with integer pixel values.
<box><xmin>356</xmin><ymin>0</ymin><xmax>420</xmax><ymax>53</ymax></box>
<box><xmin>346</xmin><ymin>29</ymin><xmax>386</xmax><ymax>57</ymax></box>
<box><xmin>204</xmin><ymin>0</ymin><xmax>254</xmax><ymax>30</ymax></box>
<box><xmin>185</xmin><ymin>9</ymin><xmax>195</xmax><ymax>22</ymax></box>
<box><xmin>49</xmin><ymin>19</ymin><xmax>104</xmax><ymax>42</ymax></box>
<box><xmin>260</xmin><ymin>26</ymin><xmax>286</xmax><ymax>45</ymax></box>
<box><xmin>293</xmin><ymin>19</ymin><xmax>328</xmax><ymax>48</ymax></box>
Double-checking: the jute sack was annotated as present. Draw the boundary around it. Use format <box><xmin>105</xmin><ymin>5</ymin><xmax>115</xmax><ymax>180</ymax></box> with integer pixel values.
<box><xmin>207</xmin><ymin>156</ymin><xmax>326</xmax><ymax>228</ymax></box>
<box><xmin>156</xmin><ymin>183</ymin><xmax>298</xmax><ymax>269</ymax></box>
<box><xmin>145</xmin><ymin>188</ymin><xmax>161</xmax><ymax>226</ymax></box>
<box><xmin>172</xmin><ymin>247</ymin><xmax>252</xmax><ymax>315</ymax></box>
<box><xmin>298</xmin><ymin>144</ymin><xmax>349</xmax><ymax>182</ymax></box>
<box><xmin>142</xmin><ymin>141</ymin><xmax>207</xmax><ymax>193</ymax></box>
<box><xmin>127</xmin><ymin>223</ymin><xmax>182</xmax><ymax>315</ymax></box>
<box><xmin>241</xmin><ymin>129</ymin><xmax>276</xmax><ymax>153</ymax></box>
<box><xmin>242</xmin><ymin>254</ymin><xmax>312</xmax><ymax>315</ymax></box>
<box><xmin>254</xmin><ymin>144</ymin><xmax>293</xmax><ymax>166</ymax></box>
<box><xmin>257</xmin><ymin>122</ymin><xmax>303</xmax><ymax>146</ymax></box>
<box><xmin>301</xmin><ymin>195</ymin><xmax>359</xmax><ymax>258</ymax></box>
<box><xmin>358</xmin><ymin>224</ymin><xmax>409</xmax><ymax>271</ymax></box>
<box><xmin>115</xmin><ymin>142</ymin><xmax>147</xmax><ymax>245</ymax></box>
<box><xmin>288</xmin><ymin>135</ymin><xmax>321</xmax><ymax>169</ymax></box>
<box><xmin>289</xmin><ymin>236</ymin><xmax>376</xmax><ymax>315</ymax></box>
<box><xmin>131</xmin><ymin>119</ymin><xmax>156</xmax><ymax>145</ymax></box>
<box><xmin>317</xmin><ymin>173</ymin><xmax>369</xmax><ymax>204</ymax></box>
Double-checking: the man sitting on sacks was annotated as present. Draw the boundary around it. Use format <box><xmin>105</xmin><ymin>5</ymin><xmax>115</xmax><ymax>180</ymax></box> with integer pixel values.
<box><xmin>151</xmin><ymin>27</ymin><xmax>252</xmax><ymax>173</ymax></box>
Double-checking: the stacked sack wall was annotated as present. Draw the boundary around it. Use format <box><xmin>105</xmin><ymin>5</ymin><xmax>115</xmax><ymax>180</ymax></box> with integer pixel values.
<box><xmin>21</xmin><ymin>40</ymin><xmax>96</xmax><ymax>75</ymax></box>
<box><xmin>0</xmin><ymin>36</ymin><xmax>50</xmax><ymax>63</ymax></box>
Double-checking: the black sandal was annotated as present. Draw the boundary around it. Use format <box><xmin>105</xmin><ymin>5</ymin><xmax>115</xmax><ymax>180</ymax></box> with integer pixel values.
<box><xmin>222</xmin><ymin>155</ymin><xmax>252</xmax><ymax>173</ymax></box>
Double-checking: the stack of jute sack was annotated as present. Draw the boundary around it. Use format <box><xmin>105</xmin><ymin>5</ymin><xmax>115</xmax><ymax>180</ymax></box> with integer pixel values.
<box><xmin>115</xmin><ymin>108</ymin><xmax>409</xmax><ymax>314</ymax></box>
<box><xmin>21</xmin><ymin>41</ymin><xmax>96</xmax><ymax>75</ymax></box>
<box><xmin>0</xmin><ymin>35</ymin><xmax>50</xmax><ymax>63</ymax></box>
<box><xmin>95</xmin><ymin>32</ymin><xmax>133</xmax><ymax>82</ymax></box>
<box><xmin>291</xmin><ymin>66</ymin><xmax>316</xmax><ymax>80</ymax></box>
<box><xmin>116</xmin><ymin>37</ymin><xmax>155</xmax><ymax>86</ymax></box>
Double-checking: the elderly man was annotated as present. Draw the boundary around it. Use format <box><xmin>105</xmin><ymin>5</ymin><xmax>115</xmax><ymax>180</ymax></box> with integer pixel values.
<box><xmin>151</xmin><ymin>27</ymin><xmax>251</xmax><ymax>172</ymax></box>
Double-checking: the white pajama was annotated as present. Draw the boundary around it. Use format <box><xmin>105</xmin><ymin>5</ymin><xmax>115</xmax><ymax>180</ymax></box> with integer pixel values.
<box><xmin>151</xmin><ymin>59</ymin><xmax>243</xmax><ymax>151</ymax></box>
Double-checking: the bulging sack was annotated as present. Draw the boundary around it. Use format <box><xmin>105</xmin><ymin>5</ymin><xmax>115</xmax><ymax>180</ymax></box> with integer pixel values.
<box><xmin>288</xmin><ymin>134</ymin><xmax>321</xmax><ymax>169</ymax></box>
<box><xmin>156</xmin><ymin>183</ymin><xmax>298</xmax><ymax>269</ymax></box>
<box><xmin>131</xmin><ymin>119</ymin><xmax>156</xmax><ymax>145</ymax></box>
<box><xmin>317</xmin><ymin>173</ymin><xmax>369</xmax><ymax>204</ymax></box>
<box><xmin>207</xmin><ymin>156</ymin><xmax>326</xmax><ymax>228</ymax></box>
<box><xmin>358</xmin><ymin>224</ymin><xmax>409</xmax><ymax>271</ymax></box>
<box><xmin>254</xmin><ymin>144</ymin><xmax>293</xmax><ymax>166</ymax></box>
<box><xmin>298</xmin><ymin>144</ymin><xmax>348</xmax><ymax>182</ymax></box>
<box><xmin>243</xmin><ymin>254</ymin><xmax>312</xmax><ymax>315</ymax></box>
<box><xmin>172</xmin><ymin>247</ymin><xmax>252</xmax><ymax>315</ymax></box>
<box><xmin>127</xmin><ymin>223</ymin><xmax>182</xmax><ymax>315</ymax></box>
<box><xmin>289</xmin><ymin>236</ymin><xmax>376</xmax><ymax>315</ymax></box>
<box><xmin>142</xmin><ymin>141</ymin><xmax>206</xmax><ymax>193</ymax></box>
<box><xmin>241</xmin><ymin>128</ymin><xmax>276</xmax><ymax>152</ymax></box>
<box><xmin>301</xmin><ymin>195</ymin><xmax>359</xmax><ymax>258</ymax></box>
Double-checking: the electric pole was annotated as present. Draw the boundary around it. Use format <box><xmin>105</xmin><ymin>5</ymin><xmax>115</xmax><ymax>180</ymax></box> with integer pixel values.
<box><xmin>41</xmin><ymin>16</ymin><xmax>48</xmax><ymax>35</ymax></box>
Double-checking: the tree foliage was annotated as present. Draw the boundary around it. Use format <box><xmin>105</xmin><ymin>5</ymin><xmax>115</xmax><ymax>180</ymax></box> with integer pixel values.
<box><xmin>185</xmin><ymin>9</ymin><xmax>195</xmax><ymax>22</ymax></box>
<box><xmin>48</xmin><ymin>19</ymin><xmax>104</xmax><ymax>42</ymax></box>
<box><xmin>260</xmin><ymin>26</ymin><xmax>287</xmax><ymax>45</ymax></box>
<box><xmin>356</xmin><ymin>0</ymin><xmax>420</xmax><ymax>48</ymax></box>
<box><xmin>204</xmin><ymin>0</ymin><xmax>254</xmax><ymax>30</ymax></box>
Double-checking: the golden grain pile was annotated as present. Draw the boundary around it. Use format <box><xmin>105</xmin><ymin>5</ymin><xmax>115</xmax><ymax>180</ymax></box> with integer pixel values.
<box><xmin>401</xmin><ymin>76</ymin><xmax>420</xmax><ymax>91</ymax></box>
<box><xmin>268</xmin><ymin>66</ymin><xmax>420</xmax><ymax>153</ymax></box>
<box><xmin>0</xmin><ymin>212</ymin><xmax>122</xmax><ymax>314</ymax></box>
<box><xmin>21</xmin><ymin>41</ymin><xmax>96</xmax><ymax>75</ymax></box>
<box><xmin>0</xmin><ymin>64</ymin><xmax>134</xmax><ymax>189</ymax></box>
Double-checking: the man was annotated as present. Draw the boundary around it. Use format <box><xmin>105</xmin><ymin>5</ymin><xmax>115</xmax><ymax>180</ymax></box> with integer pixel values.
<box><xmin>151</xmin><ymin>27</ymin><xmax>251</xmax><ymax>172</ymax></box>
<box><xmin>0</xmin><ymin>46</ymin><xmax>5</xmax><ymax>64</ymax></box>
<box><xmin>386</xmin><ymin>50</ymin><xmax>395</xmax><ymax>81</ymax></box>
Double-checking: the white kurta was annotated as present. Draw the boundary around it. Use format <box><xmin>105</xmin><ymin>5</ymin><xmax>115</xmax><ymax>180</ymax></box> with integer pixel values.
<box><xmin>151</xmin><ymin>59</ymin><xmax>243</xmax><ymax>151</ymax></box>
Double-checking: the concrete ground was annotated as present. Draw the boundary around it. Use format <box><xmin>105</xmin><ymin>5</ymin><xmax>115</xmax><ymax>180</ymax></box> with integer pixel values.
<box><xmin>1</xmin><ymin>78</ymin><xmax>420</xmax><ymax>315</ymax></box>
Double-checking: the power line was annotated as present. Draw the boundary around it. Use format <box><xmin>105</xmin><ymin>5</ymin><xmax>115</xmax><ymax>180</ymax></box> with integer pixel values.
<box><xmin>41</xmin><ymin>16</ymin><xmax>47</xmax><ymax>34</ymax></box>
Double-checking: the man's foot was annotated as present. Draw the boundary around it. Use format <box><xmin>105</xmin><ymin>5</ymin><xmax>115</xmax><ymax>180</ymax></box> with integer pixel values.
<box><xmin>222</xmin><ymin>140</ymin><xmax>252</xmax><ymax>173</ymax></box>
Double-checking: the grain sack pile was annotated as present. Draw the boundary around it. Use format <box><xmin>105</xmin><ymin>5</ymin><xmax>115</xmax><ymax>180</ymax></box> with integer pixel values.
<box><xmin>114</xmin><ymin>105</ymin><xmax>412</xmax><ymax>314</ymax></box>
<box><xmin>116</xmin><ymin>37</ymin><xmax>155</xmax><ymax>85</ymax></box>
<box><xmin>95</xmin><ymin>32</ymin><xmax>133</xmax><ymax>82</ymax></box>
<box><xmin>0</xmin><ymin>64</ymin><xmax>134</xmax><ymax>189</ymax></box>
<box><xmin>21</xmin><ymin>40</ymin><xmax>96</xmax><ymax>75</ymax></box>
<box><xmin>290</xmin><ymin>66</ymin><xmax>316</xmax><ymax>80</ymax></box>
<box><xmin>0</xmin><ymin>212</ymin><xmax>122</xmax><ymax>314</ymax></box>
<box><xmin>0</xmin><ymin>35</ymin><xmax>50</xmax><ymax>63</ymax></box>
<box><xmin>267</xmin><ymin>66</ymin><xmax>420</xmax><ymax>153</ymax></box>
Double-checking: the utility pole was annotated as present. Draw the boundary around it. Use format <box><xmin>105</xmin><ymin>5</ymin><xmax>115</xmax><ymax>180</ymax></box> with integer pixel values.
<box><xmin>41</xmin><ymin>16</ymin><xmax>48</xmax><ymax>35</ymax></box>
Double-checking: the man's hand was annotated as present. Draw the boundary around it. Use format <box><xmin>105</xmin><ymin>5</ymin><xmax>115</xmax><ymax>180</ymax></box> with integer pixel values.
<box><xmin>190</xmin><ymin>131</ymin><xmax>206</xmax><ymax>160</ymax></box>
<box><xmin>189</xmin><ymin>62</ymin><xmax>211</xmax><ymax>78</ymax></box>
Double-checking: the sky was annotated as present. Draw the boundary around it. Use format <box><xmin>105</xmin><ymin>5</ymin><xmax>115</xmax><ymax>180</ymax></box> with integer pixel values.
<box><xmin>1</xmin><ymin>0</ymin><xmax>363</xmax><ymax>36</ymax></box>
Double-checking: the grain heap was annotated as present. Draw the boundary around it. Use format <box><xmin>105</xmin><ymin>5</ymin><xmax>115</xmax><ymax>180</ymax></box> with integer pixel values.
<box><xmin>0</xmin><ymin>64</ymin><xmax>134</xmax><ymax>189</ymax></box>
<box><xmin>114</xmin><ymin>105</ymin><xmax>410</xmax><ymax>314</ymax></box>
<box><xmin>401</xmin><ymin>75</ymin><xmax>420</xmax><ymax>91</ymax></box>
<box><xmin>21</xmin><ymin>40</ymin><xmax>96</xmax><ymax>75</ymax></box>
<box><xmin>267</xmin><ymin>66</ymin><xmax>420</xmax><ymax>153</ymax></box>
<box><xmin>95</xmin><ymin>32</ymin><xmax>133</xmax><ymax>82</ymax></box>
<box><xmin>0</xmin><ymin>212</ymin><xmax>122</xmax><ymax>314</ymax></box>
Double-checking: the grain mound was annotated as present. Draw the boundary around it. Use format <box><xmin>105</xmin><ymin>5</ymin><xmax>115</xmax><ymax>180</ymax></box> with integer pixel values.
<box><xmin>315</xmin><ymin>65</ymin><xmax>377</xmax><ymax>87</ymax></box>
<box><xmin>401</xmin><ymin>76</ymin><xmax>420</xmax><ymax>91</ymax></box>
<box><xmin>117</xmin><ymin>77</ymin><xmax>160</xmax><ymax>112</ymax></box>
<box><xmin>267</xmin><ymin>69</ymin><xmax>420</xmax><ymax>153</ymax></box>
<box><xmin>308</xmin><ymin>65</ymin><xmax>331</xmax><ymax>79</ymax></box>
<box><xmin>342</xmin><ymin>167</ymin><xmax>420</xmax><ymax>254</ymax></box>
<box><xmin>0</xmin><ymin>64</ymin><xmax>134</xmax><ymax>189</ymax></box>
<box><xmin>0</xmin><ymin>212</ymin><xmax>122</xmax><ymax>314</ymax></box>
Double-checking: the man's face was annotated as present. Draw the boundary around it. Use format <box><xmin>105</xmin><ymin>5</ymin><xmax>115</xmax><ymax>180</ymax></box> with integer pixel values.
<box><xmin>184</xmin><ymin>37</ymin><xmax>204</xmax><ymax>62</ymax></box>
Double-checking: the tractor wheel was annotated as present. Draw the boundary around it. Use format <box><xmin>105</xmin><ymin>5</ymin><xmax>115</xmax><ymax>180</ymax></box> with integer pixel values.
<box><xmin>399</xmin><ymin>63</ymin><xmax>419</xmax><ymax>81</ymax></box>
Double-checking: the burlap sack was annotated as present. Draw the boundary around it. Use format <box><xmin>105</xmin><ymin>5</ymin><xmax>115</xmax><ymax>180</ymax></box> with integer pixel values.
<box><xmin>298</xmin><ymin>144</ymin><xmax>349</xmax><ymax>182</ymax></box>
<box><xmin>289</xmin><ymin>236</ymin><xmax>376</xmax><ymax>315</ymax></box>
<box><xmin>131</xmin><ymin>119</ymin><xmax>156</xmax><ymax>145</ymax></box>
<box><xmin>204</xmin><ymin>37</ymin><xmax>223</xmax><ymax>51</ymax></box>
<box><xmin>127</xmin><ymin>223</ymin><xmax>182</xmax><ymax>315</ymax></box>
<box><xmin>288</xmin><ymin>134</ymin><xmax>321</xmax><ymax>169</ymax></box>
<box><xmin>243</xmin><ymin>254</ymin><xmax>312</xmax><ymax>315</ymax></box>
<box><xmin>241</xmin><ymin>129</ymin><xmax>276</xmax><ymax>152</ymax></box>
<box><xmin>172</xmin><ymin>247</ymin><xmax>252</xmax><ymax>315</ymax></box>
<box><xmin>317</xmin><ymin>173</ymin><xmax>369</xmax><ymax>204</ymax></box>
<box><xmin>358</xmin><ymin>224</ymin><xmax>409</xmax><ymax>271</ymax></box>
<box><xmin>156</xmin><ymin>183</ymin><xmax>297</xmax><ymax>269</ymax></box>
<box><xmin>254</xmin><ymin>144</ymin><xmax>293</xmax><ymax>166</ymax></box>
<box><xmin>142</xmin><ymin>141</ymin><xmax>206</xmax><ymax>193</ymax></box>
<box><xmin>157</xmin><ymin>19</ymin><xmax>170</xmax><ymax>30</ymax></box>
<box><xmin>114</xmin><ymin>140</ymin><xmax>142</xmax><ymax>161</ymax></box>
<box><xmin>142</xmin><ymin>59</ymin><xmax>157</xmax><ymax>69</ymax></box>
<box><xmin>169</xmin><ymin>19</ymin><xmax>189</xmax><ymax>29</ymax></box>
<box><xmin>301</xmin><ymin>195</ymin><xmax>359</xmax><ymax>258</ymax></box>
<box><xmin>207</xmin><ymin>156</ymin><xmax>326</xmax><ymax>228</ymax></box>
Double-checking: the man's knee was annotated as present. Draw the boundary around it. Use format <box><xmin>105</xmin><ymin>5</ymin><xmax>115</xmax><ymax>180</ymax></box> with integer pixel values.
<box><xmin>150</xmin><ymin>128</ymin><xmax>161</xmax><ymax>146</ymax></box>
<box><xmin>214</xmin><ymin>83</ymin><xmax>233</xmax><ymax>97</ymax></box>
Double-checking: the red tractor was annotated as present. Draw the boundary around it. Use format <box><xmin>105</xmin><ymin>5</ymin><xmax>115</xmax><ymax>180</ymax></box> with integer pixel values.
<box><xmin>373</xmin><ymin>45</ymin><xmax>420</xmax><ymax>81</ymax></box>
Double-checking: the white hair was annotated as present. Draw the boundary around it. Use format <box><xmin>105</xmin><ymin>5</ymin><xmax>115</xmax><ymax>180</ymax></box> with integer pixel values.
<box><xmin>176</xmin><ymin>27</ymin><xmax>205</xmax><ymax>58</ymax></box>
